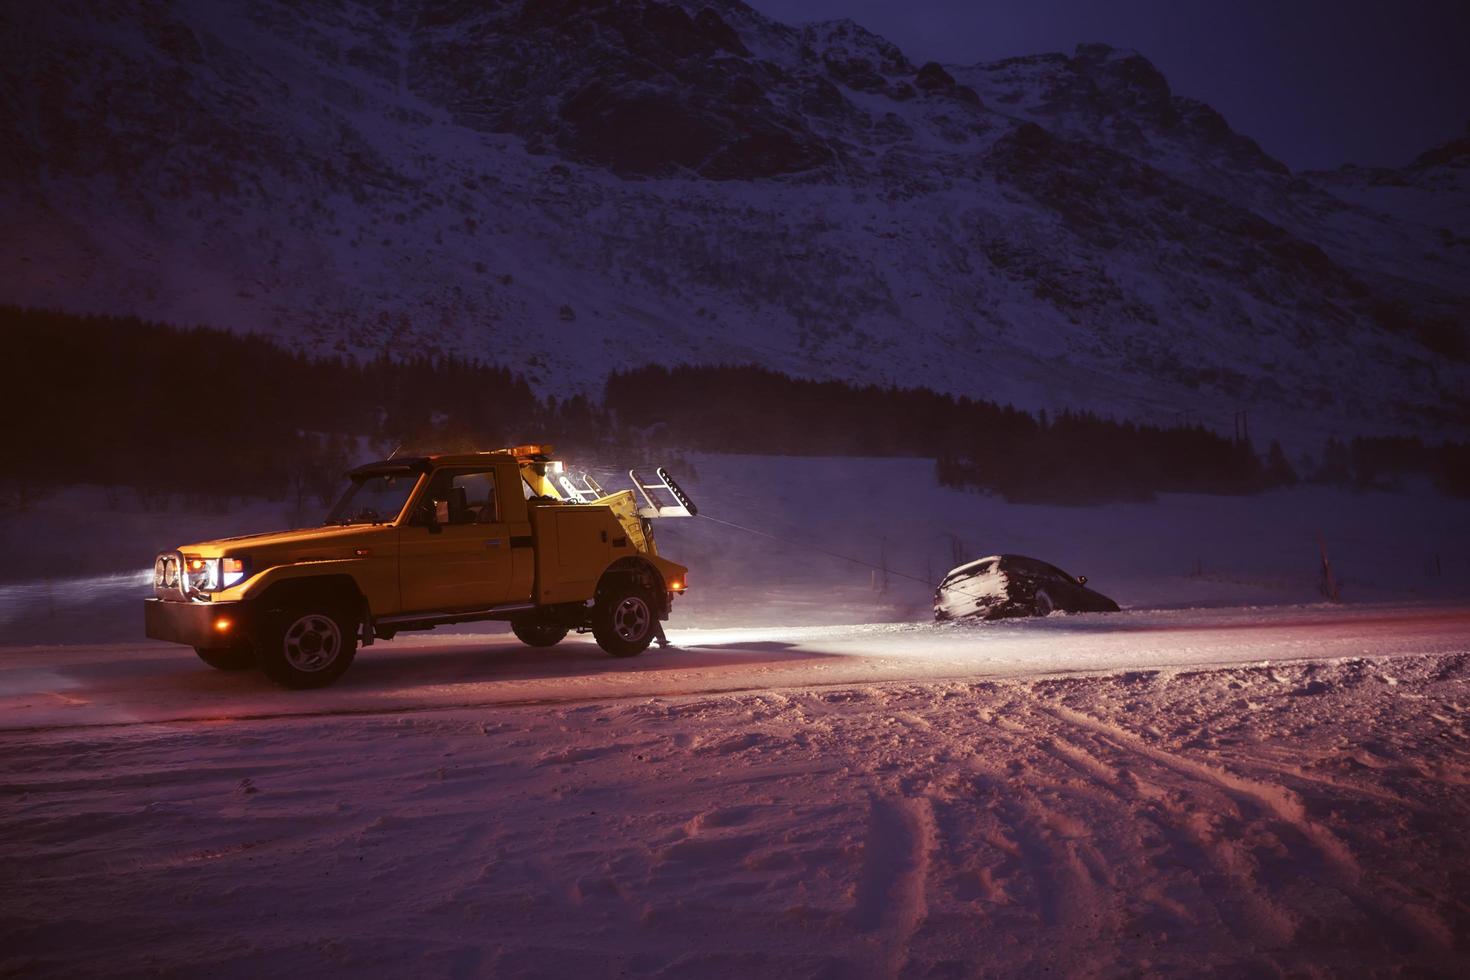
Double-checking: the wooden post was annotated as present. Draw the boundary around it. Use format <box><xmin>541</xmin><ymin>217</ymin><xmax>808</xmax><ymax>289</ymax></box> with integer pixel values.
<box><xmin>878</xmin><ymin>537</ymin><xmax>890</xmax><ymax>595</ymax></box>
<box><xmin>1318</xmin><ymin>531</ymin><xmax>1340</xmax><ymax>603</ymax></box>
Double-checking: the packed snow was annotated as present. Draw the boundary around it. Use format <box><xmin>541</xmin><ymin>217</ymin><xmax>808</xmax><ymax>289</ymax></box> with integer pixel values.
<box><xmin>2</xmin><ymin>638</ymin><xmax>1468</xmax><ymax>976</ymax></box>
<box><xmin>2</xmin><ymin>453</ymin><xmax>1468</xmax><ymax>974</ymax></box>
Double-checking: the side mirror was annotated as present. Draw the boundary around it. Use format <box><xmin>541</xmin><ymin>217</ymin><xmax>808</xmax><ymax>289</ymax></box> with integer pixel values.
<box><xmin>1077</xmin><ymin>575</ymin><xmax>1088</xmax><ymax>586</ymax></box>
<box><xmin>417</xmin><ymin>502</ymin><xmax>442</xmax><ymax>534</ymax></box>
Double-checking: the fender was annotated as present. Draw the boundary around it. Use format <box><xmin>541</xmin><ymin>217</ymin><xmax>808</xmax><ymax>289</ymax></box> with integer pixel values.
<box><xmin>638</xmin><ymin>553</ymin><xmax>688</xmax><ymax>591</ymax></box>
<box><xmin>597</xmin><ymin>554</ymin><xmax>688</xmax><ymax>618</ymax></box>
<box><xmin>215</xmin><ymin>559</ymin><xmax>371</xmax><ymax>605</ymax></box>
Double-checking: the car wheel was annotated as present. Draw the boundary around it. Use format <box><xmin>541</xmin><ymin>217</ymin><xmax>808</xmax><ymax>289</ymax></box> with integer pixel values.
<box><xmin>255</xmin><ymin>607</ymin><xmax>357</xmax><ymax>689</ymax></box>
<box><xmin>193</xmin><ymin>646</ymin><xmax>254</xmax><ymax>671</ymax></box>
<box><xmin>1034</xmin><ymin>588</ymin><xmax>1055</xmax><ymax>617</ymax></box>
<box><xmin>592</xmin><ymin>584</ymin><xmax>656</xmax><ymax>658</ymax></box>
<box><xmin>511</xmin><ymin>615</ymin><xmax>569</xmax><ymax>648</ymax></box>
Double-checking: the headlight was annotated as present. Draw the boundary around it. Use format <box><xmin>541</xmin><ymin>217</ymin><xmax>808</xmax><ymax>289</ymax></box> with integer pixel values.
<box><xmin>185</xmin><ymin>556</ymin><xmax>218</xmax><ymax>592</ymax></box>
<box><xmin>182</xmin><ymin>556</ymin><xmax>250</xmax><ymax>593</ymax></box>
<box><xmin>154</xmin><ymin>554</ymin><xmax>180</xmax><ymax>589</ymax></box>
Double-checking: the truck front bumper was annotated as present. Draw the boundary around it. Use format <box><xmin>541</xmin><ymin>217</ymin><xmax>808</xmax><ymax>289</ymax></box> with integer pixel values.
<box><xmin>144</xmin><ymin>598</ymin><xmax>250</xmax><ymax>648</ymax></box>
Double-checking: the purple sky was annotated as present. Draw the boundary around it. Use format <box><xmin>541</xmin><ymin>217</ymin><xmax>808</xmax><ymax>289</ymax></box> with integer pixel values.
<box><xmin>745</xmin><ymin>0</ymin><xmax>1470</xmax><ymax>171</ymax></box>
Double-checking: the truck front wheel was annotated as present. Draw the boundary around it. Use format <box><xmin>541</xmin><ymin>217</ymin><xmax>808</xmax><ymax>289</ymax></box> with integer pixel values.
<box><xmin>511</xmin><ymin>615</ymin><xmax>569</xmax><ymax>648</ymax></box>
<box><xmin>592</xmin><ymin>585</ymin><xmax>657</xmax><ymax>658</ymax></box>
<box><xmin>254</xmin><ymin>607</ymin><xmax>358</xmax><ymax>689</ymax></box>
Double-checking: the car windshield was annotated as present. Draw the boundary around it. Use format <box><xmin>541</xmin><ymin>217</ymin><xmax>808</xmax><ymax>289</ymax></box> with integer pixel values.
<box><xmin>324</xmin><ymin>472</ymin><xmax>420</xmax><ymax>526</ymax></box>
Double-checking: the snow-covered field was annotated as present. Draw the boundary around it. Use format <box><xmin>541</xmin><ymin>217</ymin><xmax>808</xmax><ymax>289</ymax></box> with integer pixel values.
<box><xmin>2</xmin><ymin>624</ymin><xmax>1468</xmax><ymax>976</ymax></box>
<box><xmin>3</xmin><ymin>454</ymin><xmax>1468</xmax><ymax>974</ymax></box>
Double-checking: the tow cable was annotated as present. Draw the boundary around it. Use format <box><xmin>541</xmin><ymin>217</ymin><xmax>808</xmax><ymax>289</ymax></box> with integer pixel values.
<box><xmin>697</xmin><ymin>513</ymin><xmax>947</xmax><ymax>591</ymax></box>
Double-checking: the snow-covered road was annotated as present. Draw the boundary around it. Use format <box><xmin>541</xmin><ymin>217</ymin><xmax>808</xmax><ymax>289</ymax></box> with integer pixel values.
<box><xmin>3</xmin><ymin>605</ymin><xmax>1469</xmax><ymax>977</ymax></box>
<box><xmin>1</xmin><ymin>605</ymin><xmax>1466</xmax><ymax>732</ymax></box>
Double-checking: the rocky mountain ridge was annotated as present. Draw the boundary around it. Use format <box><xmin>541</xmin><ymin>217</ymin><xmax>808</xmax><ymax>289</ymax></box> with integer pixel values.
<box><xmin>2</xmin><ymin>0</ymin><xmax>1466</xmax><ymax>442</ymax></box>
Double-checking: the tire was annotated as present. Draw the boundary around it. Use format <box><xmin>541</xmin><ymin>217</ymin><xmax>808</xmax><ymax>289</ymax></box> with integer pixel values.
<box><xmin>511</xmin><ymin>615</ymin><xmax>569</xmax><ymax>648</ymax></box>
<box><xmin>254</xmin><ymin>607</ymin><xmax>357</xmax><ymax>689</ymax></box>
<box><xmin>591</xmin><ymin>583</ymin><xmax>657</xmax><ymax>658</ymax></box>
<box><xmin>194</xmin><ymin>646</ymin><xmax>254</xmax><ymax>671</ymax></box>
<box><xmin>1034</xmin><ymin>588</ymin><xmax>1055</xmax><ymax>617</ymax></box>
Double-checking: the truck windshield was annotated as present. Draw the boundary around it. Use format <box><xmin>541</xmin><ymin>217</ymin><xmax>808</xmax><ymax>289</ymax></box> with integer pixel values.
<box><xmin>324</xmin><ymin>473</ymin><xmax>420</xmax><ymax>526</ymax></box>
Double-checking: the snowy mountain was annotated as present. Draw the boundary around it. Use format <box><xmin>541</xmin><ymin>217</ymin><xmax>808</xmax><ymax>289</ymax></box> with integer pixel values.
<box><xmin>2</xmin><ymin>0</ymin><xmax>1467</xmax><ymax>440</ymax></box>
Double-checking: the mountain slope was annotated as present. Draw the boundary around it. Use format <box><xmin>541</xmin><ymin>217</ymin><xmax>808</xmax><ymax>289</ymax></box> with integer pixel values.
<box><xmin>1</xmin><ymin>0</ymin><xmax>1466</xmax><ymax>440</ymax></box>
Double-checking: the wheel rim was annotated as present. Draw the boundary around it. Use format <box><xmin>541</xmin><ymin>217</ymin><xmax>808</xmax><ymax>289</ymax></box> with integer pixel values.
<box><xmin>283</xmin><ymin>614</ymin><xmax>342</xmax><ymax>672</ymax></box>
<box><xmin>1035</xmin><ymin>590</ymin><xmax>1054</xmax><ymax>616</ymax></box>
<box><xmin>612</xmin><ymin>596</ymin><xmax>651</xmax><ymax>642</ymax></box>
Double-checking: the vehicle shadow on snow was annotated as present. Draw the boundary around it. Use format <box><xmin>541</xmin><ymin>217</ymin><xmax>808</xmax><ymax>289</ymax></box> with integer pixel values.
<box><xmin>682</xmin><ymin>641</ymin><xmax>799</xmax><ymax>652</ymax></box>
<box><xmin>937</xmin><ymin>603</ymin><xmax>1439</xmax><ymax>638</ymax></box>
<box><xmin>314</xmin><ymin>635</ymin><xmax>842</xmax><ymax>692</ymax></box>
<box><xmin>945</xmin><ymin>611</ymin><xmax>1255</xmax><ymax>638</ymax></box>
<box><xmin>0</xmin><ymin>639</ymin><xmax>849</xmax><ymax>731</ymax></box>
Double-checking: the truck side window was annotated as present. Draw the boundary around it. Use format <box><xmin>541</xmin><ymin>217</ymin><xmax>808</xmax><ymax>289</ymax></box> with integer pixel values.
<box><xmin>451</xmin><ymin>471</ymin><xmax>498</xmax><ymax>523</ymax></box>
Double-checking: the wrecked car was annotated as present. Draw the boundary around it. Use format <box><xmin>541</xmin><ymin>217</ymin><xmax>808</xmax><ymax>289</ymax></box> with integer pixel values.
<box><xmin>934</xmin><ymin>554</ymin><xmax>1120</xmax><ymax>621</ymax></box>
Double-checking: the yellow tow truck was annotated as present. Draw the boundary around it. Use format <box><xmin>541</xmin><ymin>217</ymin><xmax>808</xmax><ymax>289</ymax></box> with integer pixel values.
<box><xmin>144</xmin><ymin>446</ymin><xmax>695</xmax><ymax>688</ymax></box>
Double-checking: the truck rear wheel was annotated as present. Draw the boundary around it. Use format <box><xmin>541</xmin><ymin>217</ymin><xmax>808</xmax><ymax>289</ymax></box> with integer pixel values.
<box><xmin>194</xmin><ymin>646</ymin><xmax>254</xmax><ymax>671</ymax></box>
<box><xmin>511</xmin><ymin>615</ymin><xmax>569</xmax><ymax>648</ymax></box>
<box><xmin>592</xmin><ymin>585</ymin><xmax>657</xmax><ymax>658</ymax></box>
<box><xmin>254</xmin><ymin>607</ymin><xmax>357</xmax><ymax>689</ymax></box>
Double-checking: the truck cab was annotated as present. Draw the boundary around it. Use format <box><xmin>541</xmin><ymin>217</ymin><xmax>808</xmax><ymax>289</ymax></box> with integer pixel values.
<box><xmin>144</xmin><ymin>446</ymin><xmax>694</xmax><ymax>688</ymax></box>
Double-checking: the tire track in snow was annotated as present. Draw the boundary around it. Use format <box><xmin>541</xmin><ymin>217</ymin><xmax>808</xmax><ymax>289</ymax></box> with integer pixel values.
<box><xmin>939</xmin><ymin>698</ymin><xmax>1130</xmax><ymax>972</ymax></box>
<box><xmin>1027</xmin><ymin>693</ymin><xmax>1457</xmax><ymax>953</ymax></box>
<box><xmin>1036</xmin><ymin>699</ymin><xmax>1362</xmax><ymax>874</ymax></box>
<box><xmin>1032</xmin><ymin>718</ymin><xmax>1302</xmax><ymax>948</ymax></box>
<box><xmin>850</xmin><ymin>793</ymin><xmax>935</xmax><ymax>975</ymax></box>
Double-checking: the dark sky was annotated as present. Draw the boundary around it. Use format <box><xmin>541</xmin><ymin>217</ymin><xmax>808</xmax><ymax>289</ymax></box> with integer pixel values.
<box><xmin>746</xmin><ymin>0</ymin><xmax>1470</xmax><ymax>171</ymax></box>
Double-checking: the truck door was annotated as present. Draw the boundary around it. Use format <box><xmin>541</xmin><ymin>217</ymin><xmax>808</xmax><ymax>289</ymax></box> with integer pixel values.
<box><xmin>399</xmin><ymin>467</ymin><xmax>515</xmax><ymax>612</ymax></box>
